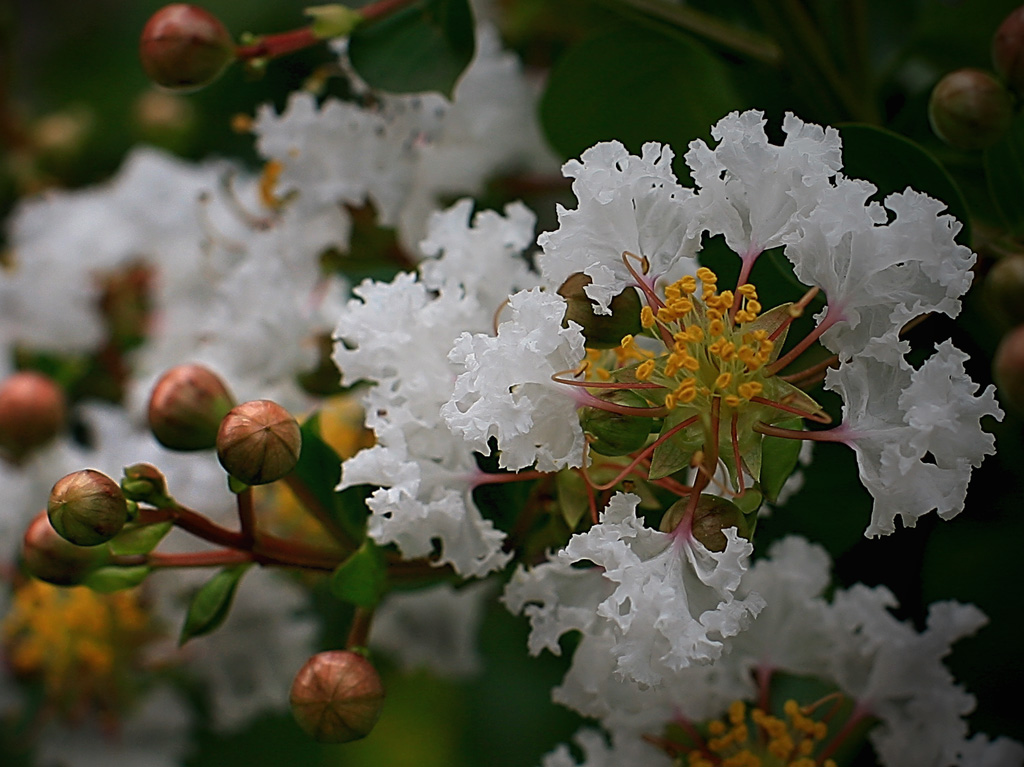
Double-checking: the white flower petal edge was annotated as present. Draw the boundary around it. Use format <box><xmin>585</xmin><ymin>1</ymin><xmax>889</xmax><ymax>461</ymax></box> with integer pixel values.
<box><xmin>503</xmin><ymin>493</ymin><xmax>764</xmax><ymax>688</ymax></box>
<box><xmin>825</xmin><ymin>342</ymin><xmax>1002</xmax><ymax>537</ymax></box>
<box><xmin>443</xmin><ymin>288</ymin><xmax>587</xmax><ymax>471</ymax></box>
<box><xmin>536</xmin><ymin>141</ymin><xmax>696</xmax><ymax>314</ymax></box>
<box><xmin>541</xmin><ymin>728</ymin><xmax>673</xmax><ymax>767</ymax></box>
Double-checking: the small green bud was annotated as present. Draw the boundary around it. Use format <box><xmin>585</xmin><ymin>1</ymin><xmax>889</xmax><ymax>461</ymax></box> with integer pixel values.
<box><xmin>659</xmin><ymin>494</ymin><xmax>754</xmax><ymax>550</ymax></box>
<box><xmin>148</xmin><ymin>363</ymin><xmax>235</xmax><ymax>450</ymax></box>
<box><xmin>994</xmin><ymin>6</ymin><xmax>1024</xmax><ymax>96</ymax></box>
<box><xmin>290</xmin><ymin>650</ymin><xmax>385</xmax><ymax>743</ymax></box>
<box><xmin>48</xmin><ymin>470</ymin><xmax>129</xmax><ymax>547</ymax></box>
<box><xmin>121</xmin><ymin>463</ymin><xmax>174</xmax><ymax>507</ymax></box>
<box><xmin>22</xmin><ymin>510</ymin><xmax>111</xmax><ymax>585</ymax></box>
<box><xmin>140</xmin><ymin>4</ymin><xmax>234</xmax><ymax>92</ymax></box>
<box><xmin>557</xmin><ymin>273</ymin><xmax>642</xmax><ymax>349</ymax></box>
<box><xmin>580</xmin><ymin>389</ymin><xmax>654</xmax><ymax>456</ymax></box>
<box><xmin>217</xmin><ymin>400</ymin><xmax>302</xmax><ymax>485</ymax></box>
<box><xmin>0</xmin><ymin>371</ymin><xmax>66</xmax><ymax>462</ymax></box>
<box><xmin>305</xmin><ymin>4</ymin><xmax>364</xmax><ymax>39</ymax></box>
<box><xmin>995</xmin><ymin>324</ymin><xmax>1024</xmax><ymax>413</ymax></box>
<box><xmin>928</xmin><ymin>68</ymin><xmax>1014</xmax><ymax>151</ymax></box>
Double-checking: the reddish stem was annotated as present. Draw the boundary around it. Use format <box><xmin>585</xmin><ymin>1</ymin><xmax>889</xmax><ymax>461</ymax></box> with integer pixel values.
<box><xmin>815</xmin><ymin>703</ymin><xmax>871</xmax><ymax>764</ymax></box>
<box><xmin>237</xmin><ymin>487</ymin><xmax>256</xmax><ymax>548</ymax></box>
<box><xmin>779</xmin><ymin>353</ymin><xmax>839</xmax><ymax>387</ymax></box>
<box><xmin>749</xmin><ymin>395</ymin><xmax>831</xmax><ymax>424</ymax></box>
<box><xmin>731</xmin><ymin>411</ymin><xmax>745</xmax><ymax>494</ymax></box>
<box><xmin>148</xmin><ymin>549</ymin><xmax>254</xmax><ymax>568</ymax></box>
<box><xmin>584</xmin><ymin>414</ymin><xmax>699</xmax><ymax>492</ymax></box>
<box><xmin>766</xmin><ymin>300</ymin><xmax>839</xmax><ymax>375</ymax></box>
<box><xmin>754</xmin><ymin>422</ymin><xmax>846</xmax><ymax>442</ymax></box>
<box><xmin>235</xmin><ymin>27</ymin><xmax>320</xmax><ymax>61</ymax></box>
<box><xmin>346</xmin><ymin>607</ymin><xmax>375</xmax><ymax>649</ymax></box>
<box><xmin>473</xmin><ymin>469</ymin><xmax>548</xmax><ymax>486</ymax></box>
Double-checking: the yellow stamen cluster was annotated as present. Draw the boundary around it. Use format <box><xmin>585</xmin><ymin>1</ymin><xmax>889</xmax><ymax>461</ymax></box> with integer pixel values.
<box><xmin>2</xmin><ymin>581</ymin><xmax>152</xmax><ymax>711</ymax></box>
<box><xmin>686</xmin><ymin>700</ymin><xmax>837</xmax><ymax>767</ymax></box>
<box><xmin>631</xmin><ymin>268</ymin><xmax>775</xmax><ymax>410</ymax></box>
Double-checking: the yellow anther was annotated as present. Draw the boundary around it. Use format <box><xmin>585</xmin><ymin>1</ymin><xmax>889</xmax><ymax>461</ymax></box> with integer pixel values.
<box><xmin>719</xmin><ymin>342</ymin><xmax>737</xmax><ymax>361</ymax></box>
<box><xmin>717</xmin><ymin>290</ymin><xmax>734</xmax><ymax>308</ymax></box>
<box><xmin>640</xmin><ymin>306</ymin><xmax>656</xmax><ymax>328</ymax></box>
<box><xmin>657</xmin><ymin>306</ymin><xmax>676</xmax><ymax>323</ymax></box>
<box><xmin>728</xmin><ymin>700</ymin><xmax>746</xmax><ymax>724</ymax></box>
<box><xmin>621</xmin><ymin>334</ymin><xmax>635</xmax><ymax>349</ymax></box>
<box><xmin>737</xmin><ymin>283</ymin><xmax>757</xmax><ymax>298</ymax></box>
<box><xmin>596</xmin><ymin>367</ymin><xmax>611</xmax><ymax>381</ymax></box>
<box><xmin>677</xmin><ymin>386</ymin><xmax>698</xmax><ymax>404</ymax></box>
<box><xmin>724</xmin><ymin>394</ymin><xmax>742</xmax><ymax>408</ymax></box>
<box><xmin>734</xmin><ymin>310</ymin><xmax>756</xmax><ymax>324</ymax></box>
<box><xmin>745</xmin><ymin>299</ymin><xmax>762</xmax><ymax>315</ymax></box>
<box><xmin>714</xmin><ymin>372</ymin><xmax>733</xmax><ymax>390</ymax></box>
<box><xmin>636</xmin><ymin>359</ymin><xmax>655</xmax><ymax>380</ymax></box>
<box><xmin>738</xmin><ymin>382</ymin><xmax>763</xmax><ymax>400</ymax></box>
<box><xmin>678</xmin><ymin>275</ymin><xmax>697</xmax><ymax>294</ymax></box>
<box><xmin>686</xmin><ymin>325</ymin><xmax>704</xmax><ymax>342</ymax></box>
<box><xmin>682</xmin><ymin>355</ymin><xmax>700</xmax><ymax>372</ymax></box>
<box><xmin>784</xmin><ymin>700</ymin><xmax>800</xmax><ymax>717</ymax></box>
<box><xmin>669</xmin><ymin>297</ymin><xmax>694</xmax><ymax>315</ymax></box>
<box><xmin>696</xmin><ymin>267</ymin><xmax>718</xmax><ymax>284</ymax></box>
<box><xmin>665</xmin><ymin>393</ymin><xmax>677</xmax><ymax>409</ymax></box>
<box><xmin>788</xmin><ymin>304</ymin><xmax>805</xmax><ymax>318</ymax></box>
<box><xmin>709</xmin><ymin>318</ymin><xmax>726</xmax><ymax>337</ymax></box>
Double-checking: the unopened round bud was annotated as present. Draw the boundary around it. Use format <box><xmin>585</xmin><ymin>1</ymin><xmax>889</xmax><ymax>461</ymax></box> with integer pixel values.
<box><xmin>290</xmin><ymin>650</ymin><xmax>385</xmax><ymax>743</ymax></box>
<box><xmin>580</xmin><ymin>389</ymin><xmax>654</xmax><ymax>456</ymax></box>
<box><xmin>994</xmin><ymin>7</ymin><xmax>1024</xmax><ymax>95</ymax></box>
<box><xmin>148</xmin><ymin>364</ymin><xmax>235</xmax><ymax>450</ymax></box>
<box><xmin>659</xmin><ymin>494</ymin><xmax>753</xmax><ymax>549</ymax></box>
<box><xmin>217</xmin><ymin>400</ymin><xmax>302</xmax><ymax>485</ymax></box>
<box><xmin>140</xmin><ymin>4</ymin><xmax>234</xmax><ymax>92</ymax></box>
<box><xmin>928</xmin><ymin>68</ymin><xmax>1014</xmax><ymax>151</ymax></box>
<box><xmin>994</xmin><ymin>324</ymin><xmax>1024</xmax><ymax>412</ymax></box>
<box><xmin>985</xmin><ymin>256</ymin><xmax>1024</xmax><ymax>326</ymax></box>
<box><xmin>48</xmin><ymin>469</ymin><xmax>129</xmax><ymax>547</ymax></box>
<box><xmin>0</xmin><ymin>372</ymin><xmax>66</xmax><ymax>461</ymax></box>
<box><xmin>557</xmin><ymin>273</ymin><xmax>642</xmax><ymax>349</ymax></box>
<box><xmin>22</xmin><ymin>510</ymin><xmax>111</xmax><ymax>585</ymax></box>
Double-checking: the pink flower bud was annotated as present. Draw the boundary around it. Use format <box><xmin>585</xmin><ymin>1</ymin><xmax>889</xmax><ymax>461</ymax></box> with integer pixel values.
<box><xmin>290</xmin><ymin>650</ymin><xmax>385</xmax><ymax>743</ymax></box>
<box><xmin>48</xmin><ymin>469</ymin><xmax>129</xmax><ymax>547</ymax></box>
<box><xmin>0</xmin><ymin>372</ymin><xmax>66</xmax><ymax>462</ymax></box>
<box><xmin>216</xmin><ymin>400</ymin><xmax>302</xmax><ymax>485</ymax></box>
<box><xmin>928</xmin><ymin>68</ymin><xmax>1014</xmax><ymax>151</ymax></box>
<box><xmin>139</xmin><ymin>4</ymin><xmax>234</xmax><ymax>92</ymax></box>
<box><xmin>22</xmin><ymin>510</ymin><xmax>111</xmax><ymax>585</ymax></box>
<box><xmin>148</xmin><ymin>364</ymin><xmax>235</xmax><ymax>451</ymax></box>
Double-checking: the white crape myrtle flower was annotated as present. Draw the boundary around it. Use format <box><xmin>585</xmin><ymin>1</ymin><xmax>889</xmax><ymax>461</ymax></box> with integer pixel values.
<box><xmin>683</xmin><ymin>110</ymin><xmax>843</xmax><ymax>280</ymax></box>
<box><xmin>956</xmin><ymin>734</ymin><xmax>1024</xmax><ymax>767</ymax></box>
<box><xmin>443</xmin><ymin>287</ymin><xmax>588</xmax><ymax>472</ymax></box>
<box><xmin>369</xmin><ymin>581</ymin><xmax>492</xmax><ymax>678</ymax></box>
<box><xmin>824</xmin><ymin>342</ymin><xmax>1002</xmax><ymax>536</ymax></box>
<box><xmin>536</xmin><ymin>140</ymin><xmax>696</xmax><ymax>314</ymax></box>
<box><xmin>503</xmin><ymin>493</ymin><xmax>764</xmax><ymax>689</ymax></box>
<box><xmin>541</xmin><ymin>728</ymin><xmax>672</xmax><ymax>767</ymax></box>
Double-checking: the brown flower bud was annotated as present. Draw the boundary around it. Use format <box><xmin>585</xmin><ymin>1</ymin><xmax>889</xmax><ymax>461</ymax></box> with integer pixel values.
<box><xmin>0</xmin><ymin>372</ymin><xmax>66</xmax><ymax>462</ymax></box>
<box><xmin>48</xmin><ymin>469</ymin><xmax>129</xmax><ymax>547</ymax></box>
<box><xmin>148</xmin><ymin>364</ymin><xmax>235</xmax><ymax>450</ymax></box>
<box><xmin>659</xmin><ymin>494</ymin><xmax>754</xmax><ymax>550</ymax></box>
<box><xmin>216</xmin><ymin>400</ymin><xmax>302</xmax><ymax>485</ymax></box>
<box><xmin>290</xmin><ymin>650</ymin><xmax>385</xmax><ymax>743</ymax></box>
<box><xmin>995</xmin><ymin>324</ymin><xmax>1024</xmax><ymax>413</ymax></box>
<box><xmin>22</xmin><ymin>510</ymin><xmax>111</xmax><ymax>585</ymax></box>
<box><xmin>557</xmin><ymin>273</ymin><xmax>642</xmax><ymax>349</ymax></box>
<box><xmin>139</xmin><ymin>4</ymin><xmax>234</xmax><ymax>92</ymax></box>
<box><xmin>985</xmin><ymin>256</ymin><xmax>1024</xmax><ymax>326</ymax></box>
<box><xmin>928</xmin><ymin>68</ymin><xmax>1014</xmax><ymax>151</ymax></box>
<box><xmin>994</xmin><ymin>6</ymin><xmax>1024</xmax><ymax>96</ymax></box>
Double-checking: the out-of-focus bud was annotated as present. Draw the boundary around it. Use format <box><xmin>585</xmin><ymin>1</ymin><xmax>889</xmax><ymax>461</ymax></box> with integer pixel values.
<box><xmin>148</xmin><ymin>364</ymin><xmax>235</xmax><ymax>450</ymax></box>
<box><xmin>580</xmin><ymin>389</ymin><xmax>654</xmax><ymax>456</ymax></box>
<box><xmin>217</xmin><ymin>400</ymin><xmax>302</xmax><ymax>485</ymax></box>
<box><xmin>928</xmin><ymin>68</ymin><xmax>1014</xmax><ymax>151</ymax></box>
<box><xmin>22</xmin><ymin>510</ymin><xmax>111</xmax><ymax>585</ymax></box>
<box><xmin>557</xmin><ymin>273</ymin><xmax>642</xmax><ymax>349</ymax></box>
<box><xmin>290</xmin><ymin>650</ymin><xmax>385</xmax><ymax>743</ymax></box>
<box><xmin>121</xmin><ymin>463</ymin><xmax>173</xmax><ymax>508</ymax></box>
<box><xmin>659</xmin><ymin>494</ymin><xmax>754</xmax><ymax>550</ymax></box>
<box><xmin>985</xmin><ymin>256</ymin><xmax>1024</xmax><ymax>326</ymax></box>
<box><xmin>0</xmin><ymin>372</ymin><xmax>66</xmax><ymax>462</ymax></box>
<box><xmin>140</xmin><ymin>4</ymin><xmax>234</xmax><ymax>92</ymax></box>
<box><xmin>48</xmin><ymin>470</ymin><xmax>129</xmax><ymax>547</ymax></box>
<box><xmin>994</xmin><ymin>7</ymin><xmax>1024</xmax><ymax>96</ymax></box>
<box><xmin>994</xmin><ymin>324</ymin><xmax>1024</xmax><ymax>412</ymax></box>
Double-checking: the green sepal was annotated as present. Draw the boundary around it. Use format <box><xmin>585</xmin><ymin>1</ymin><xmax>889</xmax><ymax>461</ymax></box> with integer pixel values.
<box><xmin>179</xmin><ymin>564</ymin><xmax>252</xmax><ymax>646</ymax></box>
<box><xmin>108</xmin><ymin>519</ymin><xmax>174</xmax><ymax>556</ymax></box>
<box><xmin>759</xmin><ymin>417</ymin><xmax>805</xmax><ymax>503</ymax></box>
<box><xmin>227</xmin><ymin>475</ymin><xmax>249</xmax><ymax>495</ymax></box>
<box><xmin>83</xmin><ymin>565</ymin><xmax>151</xmax><ymax>593</ymax></box>
<box><xmin>330</xmin><ymin>539</ymin><xmax>388</xmax><ymax>608</ymax></box>
<box><xmin>555</xmin><ymin>468</ymin><xmax>590</xmax><ymax>531</ymax></box>
<box><xmin>648</xmin><ymin>407</ymin><xmax>703</xmax><ymax>480</ymax></box>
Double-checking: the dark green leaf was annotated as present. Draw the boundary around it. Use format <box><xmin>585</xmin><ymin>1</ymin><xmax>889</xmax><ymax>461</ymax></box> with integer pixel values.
<box><xmin>348</xmin><ymin>0</ymin><xmax>475</xmax><ymax>97</ymax></box>
<box><xmin>330</xmin><ymin>540</ymin><xmax>388</xmax><ymax>608</ymax></box>
<box><xmin>540</xmin><ymin>26</ymin><xmax>741</xmax><ymax>168</ymax></box>
<box><xmin>108</xmin><ymin>520</ymin><xmax>173</xmax><ymax>556</ymax></box>
<box><xmin>179</xmin><ymin>564</ymin><xmax>252</xmax><ymax>645</ymax></box>
<box><xmin>985</xmin><ymin>111</ymin><xmax>1024</xmax><ymax>236</ymax></box>
<box><xmin>840</xmin><ymin>123</ymin><xmax>971</xmax><ymax>242</ymax></box>
<box><xmin>83</xmin><ymin>565</ymin><xmax>150</xmax><ymax>593</ymax></box>
<box><xmin>759</xmin><ymin>417</ymin><xmax>804</xmax><ymax>502</ymax></box>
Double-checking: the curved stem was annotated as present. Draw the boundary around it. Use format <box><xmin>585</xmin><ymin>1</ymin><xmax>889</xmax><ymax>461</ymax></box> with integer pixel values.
<box><xmin>753</xmin><ymin>422</ymin><xmax>846</xmax><ymax>442</ymax></box>
<box><xmin>584</xmin><ymin>414</ymin><xmax>699</xmax><ymax>491</ymax></box>
<box><xmin>766</xmin><ymin>302</ymin><xmax>839</xmax><ymax>375</ymax></box>
<box><xmin>750</xmin><ymin>395</ymin><xmax>831</xmax><ymax>424</ymax></box>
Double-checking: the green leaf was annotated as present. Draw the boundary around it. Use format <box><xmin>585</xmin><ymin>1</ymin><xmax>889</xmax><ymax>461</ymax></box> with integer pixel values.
<box><xmin>293</xmin><ymin>413</ymin><xmax>369</xmax><ymax>545</ymax></box>
<box><xmin>985</xmin><ymin>111</ymin><xmax>1024</xmax><ymax>236</ymax></box>
<box><xmin>330</xmin><ymin>540</ymin><xmax>388</xmax><ymax>608</ymax></box>
<box><xmin>179</xmin><ymin>564</ymin><xmax>252</xmax><ymax>645</ymax></box>
<box><xmin>348</xmin><ymin>0</ymin><xmax>475</xmax><ymax>97</ymax></box>
<box><xmin>759</xmin><ymin>417</ymin><xmax>805</xmax><ymax>502</ymax></box>
<box><xmin>540</xmin><ymin>26</ymin><xmax>741</xmax><ymax>168</ymax></box>
<box><xmin>555</xmin><ymin>469</ymin><xmax>589</xmax><ymax>531</ymax></box>
<box><xmin>108</xmin><ymin>520</ymin><xmax>173</xmax><ymax>556</ymax></box>
<box><xmin>83</xmin><ymin>565</ymin><xmax>150</xmax><ymax>593</ymax></box>
<box><xmin>839</xmin><ymin>123</ymin><xmax>971</xmax><ymax>242</ymax></box>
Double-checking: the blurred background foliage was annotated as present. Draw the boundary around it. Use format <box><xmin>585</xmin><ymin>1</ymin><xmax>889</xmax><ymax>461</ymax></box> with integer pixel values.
<box><xmin>3</xmin><ymin>0</ymin><xmax>1024</xmax><ymax>764</ymax></box>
